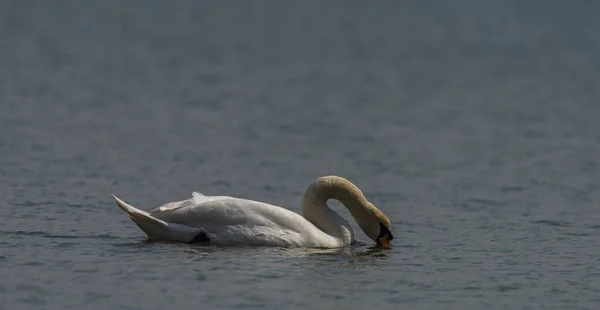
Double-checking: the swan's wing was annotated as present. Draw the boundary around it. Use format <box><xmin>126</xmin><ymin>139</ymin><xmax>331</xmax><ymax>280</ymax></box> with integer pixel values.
<box><xmin>149</xmin><ymin>195</ymin><xmax>306</xmax><ymax>230</ymax></box>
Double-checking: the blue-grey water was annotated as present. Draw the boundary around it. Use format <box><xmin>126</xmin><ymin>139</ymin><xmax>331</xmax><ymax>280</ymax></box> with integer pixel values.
<box><xmin>1</xmin><ymin>1</ymin><xmax>600</xmax><ymax>309</ymax></box>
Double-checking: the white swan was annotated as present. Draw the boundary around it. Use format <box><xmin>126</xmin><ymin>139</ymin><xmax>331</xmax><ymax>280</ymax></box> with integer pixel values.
<box><xmin>112</xmin><ymin>176</ymin><xmax>394</xmax><ymax>249</ymax></box>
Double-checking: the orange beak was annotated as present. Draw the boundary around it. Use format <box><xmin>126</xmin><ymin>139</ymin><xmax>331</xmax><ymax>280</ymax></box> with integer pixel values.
<box><xmin>378</xmin><ymin>235</ymin><xmax>392</xmax><ymax>249</ymax></box>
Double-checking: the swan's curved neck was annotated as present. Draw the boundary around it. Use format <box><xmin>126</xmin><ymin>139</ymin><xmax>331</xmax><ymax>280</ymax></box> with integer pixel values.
<box><xmin>301</xmin><ymin>176</ymin><xmax>370</xmax><ymax>244</ymax></box>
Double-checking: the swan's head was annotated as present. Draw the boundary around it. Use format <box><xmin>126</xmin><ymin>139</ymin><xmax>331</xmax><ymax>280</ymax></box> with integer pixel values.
<box><xmin>360</xmin><ymin>203</ymin><xmax>393</xmax><ymax>249</ymax></box>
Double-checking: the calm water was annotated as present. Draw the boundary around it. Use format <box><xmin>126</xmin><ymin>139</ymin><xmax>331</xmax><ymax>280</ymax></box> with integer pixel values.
<box><xmin>1</xmin><ymin>1</ymin><xmax>600</xmax><ymax>309</ymax></box>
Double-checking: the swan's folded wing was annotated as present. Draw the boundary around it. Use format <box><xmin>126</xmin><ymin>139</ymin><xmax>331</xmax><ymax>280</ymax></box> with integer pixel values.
<box><xmin>149</xmin><ymin>196</ymin><xmax>306</xmax><ymax>232</ymax></box>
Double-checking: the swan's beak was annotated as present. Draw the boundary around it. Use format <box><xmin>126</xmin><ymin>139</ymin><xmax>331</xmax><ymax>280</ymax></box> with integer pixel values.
<box><xmin>377</xmin><ymin>235</ymin><xmax>392</xmax><ymax>249</ymax></box>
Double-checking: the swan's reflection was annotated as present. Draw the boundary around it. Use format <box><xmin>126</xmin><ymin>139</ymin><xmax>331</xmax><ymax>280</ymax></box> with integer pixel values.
<box><xmin>179</xmin><ymin>241</ymin><xmax>392</xmax><ymax>264</ymax></box>
<box><xmin>278</xmin><ymin>242</ymin><xmax>392</xmax><ymax>266</ymax></box>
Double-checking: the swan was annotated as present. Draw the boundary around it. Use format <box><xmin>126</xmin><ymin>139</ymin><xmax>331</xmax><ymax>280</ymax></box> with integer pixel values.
<box><xmin>112</xmin><ymin>175</ymin><xmax>394</xmax><ymax>249</ymax></box>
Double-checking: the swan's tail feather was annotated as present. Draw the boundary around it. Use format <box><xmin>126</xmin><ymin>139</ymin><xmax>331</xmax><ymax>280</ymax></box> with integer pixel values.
<box><xmin>112</xmin><ymin>194</ymin><xmax>201</xmax><ymax>242</ymax></box>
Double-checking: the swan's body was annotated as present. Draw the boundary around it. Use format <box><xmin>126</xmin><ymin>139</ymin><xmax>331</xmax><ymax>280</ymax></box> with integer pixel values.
<box><xmin>113</xmin><ymin>176</ymin><xmax>393</xmax><ymax>248</ymax></box>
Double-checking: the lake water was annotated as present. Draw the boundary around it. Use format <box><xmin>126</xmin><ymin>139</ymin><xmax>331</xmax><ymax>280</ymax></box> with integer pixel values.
<box><xmin>1</xmin><ymin>1</ymin><xmax>600</xmax><ymax>309</ymax></box>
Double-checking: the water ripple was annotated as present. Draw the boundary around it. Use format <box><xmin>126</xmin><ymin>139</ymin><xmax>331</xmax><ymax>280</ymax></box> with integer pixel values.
<box><xmin>0</xmin><ymin>230</ymin><xmax>123</xmax><ymax>240</ymax></box>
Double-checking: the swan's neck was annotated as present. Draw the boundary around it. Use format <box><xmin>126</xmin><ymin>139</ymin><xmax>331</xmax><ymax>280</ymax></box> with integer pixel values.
<box><xmin>301</xmin><ymin>177</ymin><xmax>370</xmax><ymax>244</ymax></box>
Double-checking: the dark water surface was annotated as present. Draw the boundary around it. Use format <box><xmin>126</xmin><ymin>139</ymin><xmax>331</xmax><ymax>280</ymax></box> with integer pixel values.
<box><xmin>1</xmin><ymin>1</ymin><xmax>600</xmax><ymax>309</ymax></box>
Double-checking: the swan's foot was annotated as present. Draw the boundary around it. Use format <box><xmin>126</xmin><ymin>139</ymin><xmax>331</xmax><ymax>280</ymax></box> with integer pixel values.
<box><xmin>189</xmin><ymin>231</ymin><xmax>210</xmax><ymax>245</ymax></box>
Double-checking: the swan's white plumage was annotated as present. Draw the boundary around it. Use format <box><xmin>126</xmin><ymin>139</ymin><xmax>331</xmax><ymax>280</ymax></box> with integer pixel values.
<box><xmin>114</xmin><ymin>193</ymin><xmax>348</xmax><ymax>248</ymax></box>
<box><xmin>113</xmin><ymin>175</ymin><xmax>393</xmax><ymax>249</ymax></box>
